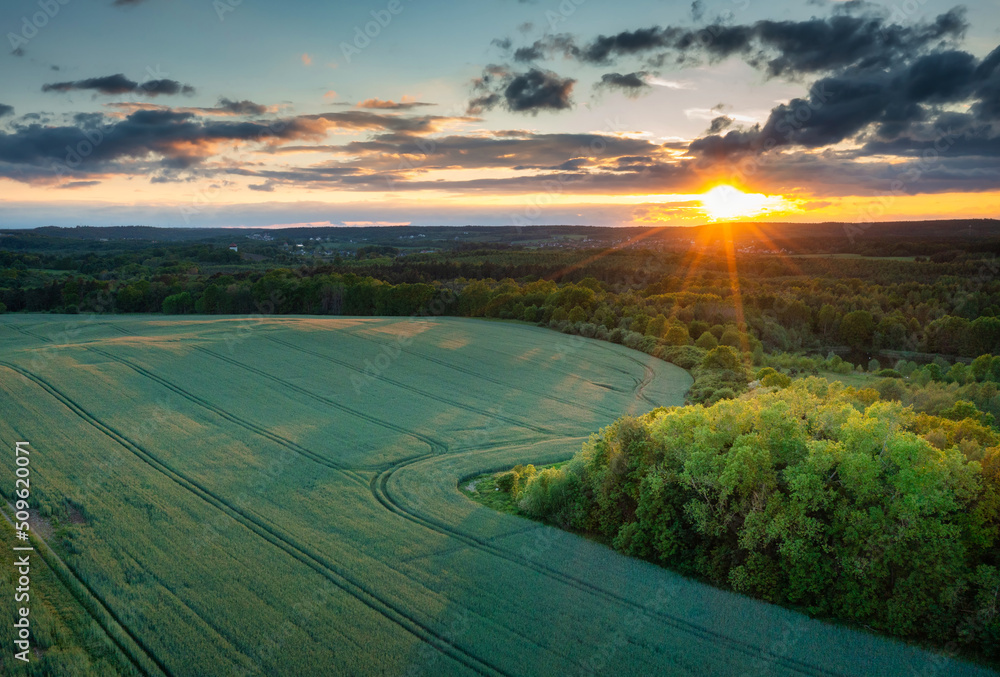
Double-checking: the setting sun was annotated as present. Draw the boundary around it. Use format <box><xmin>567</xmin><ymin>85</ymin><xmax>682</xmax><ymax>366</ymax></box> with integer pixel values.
<box><xmin>699</xmin><ymin>185</ymin><xmax>794</xmax><ymax>221</ymax></box>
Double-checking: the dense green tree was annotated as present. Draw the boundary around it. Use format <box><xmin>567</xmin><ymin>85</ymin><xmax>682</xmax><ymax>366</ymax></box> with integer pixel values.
<box><xmin>840</xmin><ymin>310</ymin><xmax>875</xmax><ymax>349</ymax></box>
<box><xmin>695</xmin><ymin>331</ymin><xmax>718</xmax><ymax>349</ymax></box>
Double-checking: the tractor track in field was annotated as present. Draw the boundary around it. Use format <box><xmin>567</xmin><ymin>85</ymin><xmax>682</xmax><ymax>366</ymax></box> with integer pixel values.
<box><xmin>86</xmin><ymin>347</ymin><xmax>370</xmax><ymax>489</ymax></box>
<box><xmin>369</xmin><ymin>442</ymin><xmax>845</xmax><ymax>677</ymax></box>
<box><xmin>189</xmin><ymin>345</ymin><xmax>451</xmax><ymax>457</ymax></box>
<box><xmin>323</xmin><ymin>326</ymin><xmax>627</xmax><ymax>419</ymax></box>
<box><xmin>0</xmin><ymin>361</ymin><xmax>510</xmax><ymax>677</ymax></box>
<box><xmin>10</xmin><ymin>323</ymin><xmax>52</xmax><ymax>344</ymax></box>
<box><xmin>262</xmin><ymin>334</ymin><xmax>557</xmax><ymax>435</ymax></box>
<box><xmin>98</xmin><ymin>321</ymin><xmax>450</xmax><ymax>458</ymax></box>
<box><xmin>0</xmin><ymin>413</ymin><xmax>170</xmax><ymax>677</ymax></box>
<box><xmin>120</xmin><ymin>549</ymin><xmax>263</xmax><ymax>675</ymax></box>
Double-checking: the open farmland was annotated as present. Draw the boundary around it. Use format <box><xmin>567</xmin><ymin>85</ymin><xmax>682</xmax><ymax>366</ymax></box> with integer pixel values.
<box><xmin>0</xmin><ymin>315</ymin><xmax>992</xmax><ymax>676</ymax></box>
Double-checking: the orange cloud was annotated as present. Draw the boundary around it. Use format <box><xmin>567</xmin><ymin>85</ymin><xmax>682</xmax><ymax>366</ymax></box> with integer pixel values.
<box><xmin>301</xmin><ymin>53</ymin><xmax>312</xmax><ymax>66</ymax></box>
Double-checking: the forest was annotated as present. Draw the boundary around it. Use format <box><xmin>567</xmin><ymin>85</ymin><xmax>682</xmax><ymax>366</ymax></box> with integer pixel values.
<box><xmin>4</xmin><ymin>226</ymin><xmax>1000</xmax><ymax>669</ymax></box>
<box><xmin>499</xmin><ymin>378</ymin><xmax>1000</xmax><ymax>662</ymax></box>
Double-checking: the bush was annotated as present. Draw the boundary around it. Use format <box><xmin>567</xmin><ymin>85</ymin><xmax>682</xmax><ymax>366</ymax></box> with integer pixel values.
<box><xmin>720</xmin><ymin>328</ymin><xmax>743</xmax><ymax>348</ymax></box>
<box><xmin>702</xmin><ymin>345</ymin><xmax>744</xmax><ymax>371</ymax></box>
<box><xmin>695</xmin><ymin>331</ymin><xmax>718</xmax><ymax>349</ymax></box>
<box><xmin>659</xmin><ymin>345</ymin><xmax>705</xmax><ymax>370</ymax></box>
<box><xmin>518</xmin><ymin>382</ymin><xmax>1000</xmax><ymax>658</ymax></box>
<box><xmin>162</xmin><ymin>291</ymin><xmax>193</xmax><ymax>314</ymax></box>
<box><xmin>760</xmin><ymin>371</ymin><xmax>792</xmax><ymax>388</ymax></box>
<box><xmin>664</xmin><ymin>325</ymin><xmax>690</xmax><ymax>346</ymax></box>
<box><xmin>875</xmin><ymin>369</ymin><xmax>903</xmax><ymax>378</ymax></box>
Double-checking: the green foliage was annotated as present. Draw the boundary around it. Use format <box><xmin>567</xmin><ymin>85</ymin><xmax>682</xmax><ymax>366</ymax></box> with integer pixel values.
<box><xmin>840</xmin><ymin>310</ymin><xmax>874</xmax><ymax>349</ymax></box>
<box><xmin>161</xmin><ymin>291</ymin><xmax>193</xmax><ymax>314</ymax></box>
<box><xmin>664</xmin><ymin>324</ymin><xmax>690</xmax><ymax>346</ymax></box>
<box><xmin>695</xmin><ymin>331</ymin><xmax>718</xmax><ymax>349</ymax></box>
<box><xmin>519</xmin><ymin>381</ymin><xmax>1000</xmax><ymax>659</ymax></box>
<box><xmin>701</xmin><ymin>346</ymin><xmax>744</xmax><ymax>371</ymax></box>
<box><xmin>760</xmin><ymin>371</ymin><xmax>792</xmax><ymax>389</ymax></box>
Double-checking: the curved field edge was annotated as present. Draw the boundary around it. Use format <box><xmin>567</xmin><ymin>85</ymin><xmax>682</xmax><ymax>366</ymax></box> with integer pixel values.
<box><xmin>447</xmin><ymin>449</ymin><xmax>997</xmax><ymax>677</ymax></box>
<box><xmin>0</xmin><ymin>315</ymin><xmax>991</xmax><ymax>677</ymax></box>
<box><xmin>460</xmin><ymin>464</ymin><xmax>1000</xmax><ymax>672</ymax></box>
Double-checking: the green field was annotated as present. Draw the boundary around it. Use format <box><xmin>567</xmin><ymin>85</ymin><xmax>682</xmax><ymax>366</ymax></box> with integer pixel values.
<box><xmin>0</xmin><ymin>315</ymin><xmax>992</xmax><ymax>676</ymax></box>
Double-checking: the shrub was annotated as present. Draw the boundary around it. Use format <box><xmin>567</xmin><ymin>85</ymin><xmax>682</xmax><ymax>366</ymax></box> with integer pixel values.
<box><xmin>695</xmin><ymin>331</ymin><xmax>718</xmax><ymax>349</ymax></box>
<box><xmin>518</xmin><ymin>382</ymin><xmax>1000</xmax><ymax>658</ymax></box>
<box><xmin>664</xmin><ymin>325</ymin><xmax>690</xmax><ymax>346</ymax></box>
<box><xmin>702</xmin><ymin>345</ymin><xmax>744</xmax><ymax>372</ymax></box>
<box><xmin>760</xmin><ymin>371</ymin><xmax>792</xmax><ymax>388</ymax></box>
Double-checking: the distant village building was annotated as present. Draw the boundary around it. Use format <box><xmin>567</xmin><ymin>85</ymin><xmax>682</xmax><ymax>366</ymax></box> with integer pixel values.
<box><xmin>229</xmin><ymin>243</ymin><xmax>238</xmax><ymax>252</ymax></box>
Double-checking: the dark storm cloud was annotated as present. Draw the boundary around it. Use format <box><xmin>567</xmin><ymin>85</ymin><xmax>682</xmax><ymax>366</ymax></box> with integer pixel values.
<box><xmin>0</xmin><ymin>108</ymin><xmax>473</xmax><ymax>181</ymax></box>
<box><xmin>0</xmin><ymin>104</ymin><xmax>13</xmax><ymax>118</ymax></box>
<box><xmin>42</xmin><ymin>74</ymin><xmax>195</xmax><ymax>97</ymax></box>
<box><xmin>331</xmin><ymin>131</ymin><xmax>661</xmax><ymax>172</ymax></box>
<box><xmin>508</xmin><ymin>7</ymin><xmax>967</xmax><ymax>75</ymax></box>
<box><xmin>688</xmin><ymin>44</ymin><xmax>1000</xmax><ymax>161</ymax></box>
<box><xmin>595</xmin><ymin>72</ymin><xmax>651</xmax><ymax>97</ymax></box>
<box><xmin>468</xmin><ymin>67</ymin><xmax>575</xmax><ymax>114</ymax></box>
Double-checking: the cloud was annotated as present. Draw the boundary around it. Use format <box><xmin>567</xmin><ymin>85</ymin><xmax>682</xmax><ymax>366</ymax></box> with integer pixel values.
<box><xmin>356</xmin><ymin>98</ymin><xmax>434</xmax><ymax>110</ymax></box>
<box><xmin>216</xmin><ymin>98</ymin><xmax>269</xmax><ymax>115</ymax></box>
<box><xmin>690</xmin><ymin>0</ymin><xmax>704</xmax><ymax>22</ymax></box>
<box><xmin>595</xmin><ymin>72</ymin><xmax>651</xmax><ymax>97</ymax></box>
<box><xmin>0</xmin><ymin>104</ymin><xmax>13</xmax><ymax>118</ymax></box>
<box><xmin>707</xmin><ymin>116</ymin><xmax>733</xmax><ymax>134</ymax></box>
<box><xmin>0</xmin><ymin>107</ymin><xmax>476</xmax><ymax>183</ymax></box>
<box><xmin>469</xmin><ymin>67</ymin><xmax>575</xmax><ymax>114</ymax></box>
<box><xmin>42</xmin><ymin>74</ymin><xmax>195</xmax><ymax>97</ymax></box>
<box><xmin>106</xmin><ymin>99</ymin><xmax>274</xmax><ymax>117</ymax></box>
<box><xmin>301</xmin><ymin>53</ymin><xmax>313</xmax><ymax>66</ymax></box>
<box><xmin>687</xmin><ymin>44</ymin><xmax>1000</xmax><ymax>161</ymax></box>
<box><xmin>502</xmin><ymin>7</ymin><xmax>968</xmax><ymax>75</ymax></box>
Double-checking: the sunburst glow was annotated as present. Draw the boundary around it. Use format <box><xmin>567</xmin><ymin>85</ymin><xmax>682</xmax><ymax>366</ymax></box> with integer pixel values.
<box><xmin>699</xmin><ymin>185</ymin><xmax>793</xmax><ymax>221</ymax></box>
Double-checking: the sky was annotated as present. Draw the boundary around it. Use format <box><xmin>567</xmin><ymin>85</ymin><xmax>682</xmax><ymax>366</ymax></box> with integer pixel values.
<box><xmin>0</xmin><ymin>0</ymin><xmax>998</xmax><ymax>228</ymax></box>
